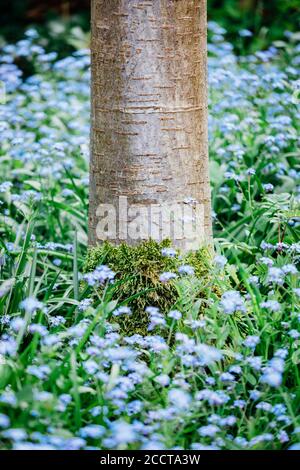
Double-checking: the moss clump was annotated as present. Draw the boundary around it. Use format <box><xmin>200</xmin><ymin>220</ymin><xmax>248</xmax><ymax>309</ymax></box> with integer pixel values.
<box><xmin>84</xmin><ymin>239</ymin><xmax>216</xmax><ymax>336</ymax></box>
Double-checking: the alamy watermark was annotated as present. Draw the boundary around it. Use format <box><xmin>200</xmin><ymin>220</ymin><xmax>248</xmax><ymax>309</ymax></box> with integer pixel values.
<box><xmin>95</xmin><ymin>196</ymin><xmax>205</xmax><ymax>249</ymax></box>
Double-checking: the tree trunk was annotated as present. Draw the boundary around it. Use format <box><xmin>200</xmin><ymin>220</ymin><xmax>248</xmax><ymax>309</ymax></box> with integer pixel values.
<box><xmin>89</xmin><ymin>0</ymin><xmax>212</xmax><ymax>251</ymax></box>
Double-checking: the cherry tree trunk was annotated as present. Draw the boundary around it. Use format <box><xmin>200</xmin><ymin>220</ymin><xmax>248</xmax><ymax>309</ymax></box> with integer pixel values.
<box><xmin>89</xmin><ymin>0</ymin><xmax>212</xmax><ymax>250</ymax></box>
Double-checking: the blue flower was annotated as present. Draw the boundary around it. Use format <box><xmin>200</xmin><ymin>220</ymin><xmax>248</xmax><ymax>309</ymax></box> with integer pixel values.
<box><xmin>198</xmin><ymin>424</ymin><xmax>220</xmax><ymax>437</ymax></box>
<box><xmin>220</xmin><ymin>290</ymin><xmax>246</xmax><ymax>315</ymax></box>
<box><xmin>155</xmin><ymin>374</ymin><xmax>170</xmax><ymax>387</ymax></box>
<box><xmin>239</xmin><ymin>29</ymin><xmax>253</xmax><ymax>37</ymax></box>
<box><xmin>168</xmin><ymin>389</ymin><xmax>191</xmax><ymax>410</ymax></box>
<box><xmin>178</xmin><ymin>265</ymin><xmax>195</xmax><ymax>276</ymax></box>
<box><xmin>79</xmin><ymin>425</ymin><xmax>105</xmax><ymax>439</ymax></box>
<box><xmin>249</xmin><ymin>390</ymin><xmax>261</xmax><ymax>401</ymax></box>
<box><xmin>109</xmin><ymin>420</ymin><xmax>137</xmax><ymax>446</ymax></box>
<box><xmin>83</xmin><ymin>265</ymin><xmax>115</xmax><ymax>287</ymax></box>
<box><xmin>288</xmin><ymin>443</ymin><xmax>300</xmax><ymax>450</ymax></box>
<box><xmin>214</xmin><ymin>254</ymin><xmax>227</xmax><ymax>268</ymax></box>
<box><xmin>263</xmin><ymin>183</ymin><xmax>274</xmax><ymax>192</ymax></box>
<box><xmin>78</xmin><ymin>298</ymin><xmax>92</xmax><ymax>312</ymax></box>
<box><xmin>159</xmin><ymin>272</ymin><xmax>177</xmax><ymax>283</ymax></box>
<box><xmin>0</xmin><ymin>414</ymin><xmax>10</xmax><ymax>428</ymax></box>
<box><xmin>289</xmin><ymin>329</ymin><xmax>300</xmax><ymax>339</ymax></box>
<box><xmin>243</xmin><ymin>335</ymin><xmax>260</xmax><ymax>349</ymax></box>
<box><xmin>266</xmin><ymin>267</ymin><xmax>284</xmax><ymax>285</ymax></box>
<box><xmin>168</xmin><ymin>310</ymin><xmax>182</xmax><ymax>320</ymax></box>
<box><xmin>2</xmin><ymin>428</ymin><xmax>27</xmax><ymax>441</ymax></box>
<box><xmin>260</xmin><ymin>300</ymin><xmax>281</xmax><ymax>312</ymax></box>
<box><xmin>19</xmin><ymin>297</ymin><xmax>44</xmax><ymax>314</ymax></box>
<box><xmin>113</xmin><ymin>306</ymin><xmax>132</xmax><ymax>317</ymax></box>
<box><xmin>161</xmin><ymin>247</ymin><xmax>177</xmax><ymax>258</ymax></box>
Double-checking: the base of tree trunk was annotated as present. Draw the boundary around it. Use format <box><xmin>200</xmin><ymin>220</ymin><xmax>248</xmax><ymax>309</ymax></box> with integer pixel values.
<box><xmin>84</xmin><ymin>240</ymin><xmax>224</xmax><ymax>336</ymax></box>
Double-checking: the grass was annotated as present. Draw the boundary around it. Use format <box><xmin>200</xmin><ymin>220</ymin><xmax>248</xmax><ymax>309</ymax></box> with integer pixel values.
<box><xmin>0</xmin><ymin>23</ymin><xmax>299</xmax><ymax>450</ymax></box>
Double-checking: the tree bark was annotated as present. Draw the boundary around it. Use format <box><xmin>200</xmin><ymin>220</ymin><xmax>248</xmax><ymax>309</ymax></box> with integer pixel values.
<box><xmin>89</xmin><ymin>0</ymin><xmax>212</xmax><ymax>250</ymax></box>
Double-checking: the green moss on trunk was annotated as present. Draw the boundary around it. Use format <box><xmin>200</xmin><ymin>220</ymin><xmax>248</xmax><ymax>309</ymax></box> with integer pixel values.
<box><xmin>84</xmin><ymin>240</ymin><xmax>219</xmax><ymax>336</ymax></box>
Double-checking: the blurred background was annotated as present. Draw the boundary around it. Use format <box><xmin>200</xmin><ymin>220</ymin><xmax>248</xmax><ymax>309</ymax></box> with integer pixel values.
<box><xmin>0</xmin><ymin>0</ymin><xmax>299</xmax><ymax>56</ymax></box>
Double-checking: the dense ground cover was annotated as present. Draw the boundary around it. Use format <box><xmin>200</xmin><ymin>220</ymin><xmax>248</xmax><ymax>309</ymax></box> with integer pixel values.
<box><xmin>0</xmin><ymin>23</ymin><xmax>299</xmax><ymax>450</ymax></box>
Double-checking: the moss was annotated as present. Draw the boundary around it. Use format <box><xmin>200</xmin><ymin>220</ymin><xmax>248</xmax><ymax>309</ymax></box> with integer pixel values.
<box><xmin>84</xmin><ymin>239</ymin><xmax>219</xmax><ymax>336</ymax></box>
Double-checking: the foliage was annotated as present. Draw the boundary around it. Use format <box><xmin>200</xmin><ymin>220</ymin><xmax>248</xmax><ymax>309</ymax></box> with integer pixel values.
<box><xmin>0</xmin><ymin>1</ymin><xmax>90</xmax><ymax>55</ymax></box>
<box><xmin>208</xmin><ymin>0</ymin><xmax>300</xmax><ymax>53</ymax></box>
<box><xmin>0</xmin><ymin>24</ymin><xmax>299</xmax><ymax>450</ymax></box>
